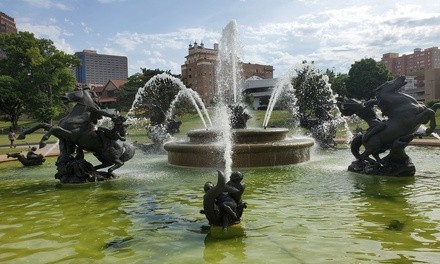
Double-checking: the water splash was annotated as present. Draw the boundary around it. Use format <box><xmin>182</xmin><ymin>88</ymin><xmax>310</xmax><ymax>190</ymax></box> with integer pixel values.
<box><xmin>263</xmin><ymin>66</ymin><xmax>299</xmax><ymax>128</ymax></box>
<box><xmin>214</xmin><ymin>20</ymin><xmax>244</xmax><ymax>179</ymax></box>
<box><xmin>216</xmin><ymin>20</ymin><xmax>243</xmax><ymax>104</ymax></box>
<box><xmin>43</xmin><ymin>140</ymin><xmax>59</xmax><ymax>157</ymax></box>
<box><xmin>127</xmin><ymin>73</ymin><xmax>212</xmax><ymax>129</ymax></box>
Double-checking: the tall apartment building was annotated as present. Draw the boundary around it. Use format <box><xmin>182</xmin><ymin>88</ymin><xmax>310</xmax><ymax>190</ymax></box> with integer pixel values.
<box><xmin>181</xmin><ymin>42</ymin><xmax>274</xmax><ymax>103</ymax></box>
<box><xmin>381</xmin><ymin>47</ymin><xmax>440</xmax><ymax>102</ymax></box>
<box><xmin>0</xmin><ymin>12</ymin><xmax>17</xmax><ymax>34</ymax></box>
<box><xmin>74</xmin><ymin>50</ymin><xmax>128</xmax><ymax>86</ymax></box>
<box><xmin>381</xmin><ymin>47</ymin><xmax>440</xmax><ymax>76</ymax></box>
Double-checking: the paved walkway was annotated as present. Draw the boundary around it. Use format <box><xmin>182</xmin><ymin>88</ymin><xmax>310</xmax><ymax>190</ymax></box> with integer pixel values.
<box><xmin>0</xmin><ymin>142</ymin><xmax>60</xmax><ymax>163</ymax></box>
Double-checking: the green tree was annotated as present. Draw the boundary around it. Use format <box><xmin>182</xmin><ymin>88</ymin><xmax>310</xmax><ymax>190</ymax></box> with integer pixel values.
<box><xmin>0</xmin><ymin>76</ymin><xmax>22</xmax><ymax>129</ymax></box>
<box><xmin>331</xmin><ymin>73</ymin><xmax>348</xmax><ymax>98</ymax></box>
<box><xmin>114</xmin><ymin>72</ymin><xmax>144</xmax><ymax>113</ymax></box>
<box><xmin>345</xmin><ymin>58</ymin><xmax>393</xmax><ymax>100</ymax></box>
<box><xmin>0</xmin><ymin>31</ymin><xmax>80</xmax><ymax>125</ymax></box>
<box><xmin>120</xmin><ymin>68</ymin><xmax>187</xmax><ymax>119</ymax></box>
<box><xmin>293</xmin><ymin>62</ymin><xmax>333</xmax><ymax>123</ymax></box>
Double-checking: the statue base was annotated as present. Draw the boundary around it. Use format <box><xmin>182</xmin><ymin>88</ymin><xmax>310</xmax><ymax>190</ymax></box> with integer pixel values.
<box><xmin>55</xmin><ymin>157</ymin><xmax>117</xmax><ymax>183</ymax></box>
<box><xmin>348</xmin><ymin>155</ymin><xmax>416</xmax><ymax>177</ymax></box>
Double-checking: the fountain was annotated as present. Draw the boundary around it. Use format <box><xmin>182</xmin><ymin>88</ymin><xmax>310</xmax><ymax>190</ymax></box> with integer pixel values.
<box><xmin>164</xmin><ymin>21</ymin><xmax>314</xmax><ymax>170</ymax></box>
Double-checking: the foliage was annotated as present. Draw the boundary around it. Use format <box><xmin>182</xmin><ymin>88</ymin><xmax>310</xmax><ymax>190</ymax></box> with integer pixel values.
<box><xmin>327</xmin><ymin>70</ymin><xmax>348</xmax><ymax>98</ymax></box>
<box><xmin>293</xmin><ymin>62</ymin><xmax>334</xmax><ymax>123</ymax></box>
<box><xmin>345</xmin><ymin>58</ymin><xmax>393</xmax><ymax>100</ymax></box>
<box><xmin>0</xmin><ymin>32</ymin><xmax>80</xmax><ymax>127</ymax></box>
<box><xmin>242</xmin><ymin>92</ymin><xmax>254</xmax><ymax>107</ymax></box>
<box><xmin>0</xmin><ymin>75</ymin><xmax>22</xmax><ymax>129</ymax></box>
<box><xmin>122</xmin><ymin>68</ymin><xmax>192</xmax><ymax>119</ymax></box>
<box><xmin>114</xmin><ymin>72</ymin><xmax>144</xmax><ymax>112</ymax></box>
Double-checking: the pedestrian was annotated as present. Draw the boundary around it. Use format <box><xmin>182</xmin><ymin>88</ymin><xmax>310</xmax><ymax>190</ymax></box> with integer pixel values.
<box><xmin>8</xmin><ymin>127</ymin><xmax>16</xmax><ymax>148</ymax></box>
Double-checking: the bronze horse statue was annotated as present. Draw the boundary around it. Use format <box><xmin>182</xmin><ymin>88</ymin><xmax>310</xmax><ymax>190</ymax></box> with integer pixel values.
<box><xmin>338</xmin><ymin>76</ymin><xmax>439</xmax><ymax>175</ymax></box>
<box><xmin>18</xmin><ymin>88</ymin><xmax>135</xmax><ymax>174</ymax></box>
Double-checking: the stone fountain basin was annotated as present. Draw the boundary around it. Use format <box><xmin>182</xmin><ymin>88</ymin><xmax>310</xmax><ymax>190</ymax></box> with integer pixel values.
<box><xmin>164</xmin><ymin>128</ymin><xmax>314</xmax><ymax>167</ymax></box>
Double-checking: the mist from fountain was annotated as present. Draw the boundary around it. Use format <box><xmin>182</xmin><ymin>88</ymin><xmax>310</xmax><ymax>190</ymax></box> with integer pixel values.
<box><xmin>263</xmin><ymin>62</ymin><xmax>353</xmax><ymax>144</ymax></box>
<box><xmin>127</xmin><ymin>73</ymin><xmax>212</xmax><ymax>129</ymax></box>
<box><xmin>212</xmin><ymin>20</ymin><xmax>243</xmax><ymax>178</ymax></box>
<box><xmin>263</xmin><ymin>66</ymin><xmax>298</xmax><ymax>129</ymax></box>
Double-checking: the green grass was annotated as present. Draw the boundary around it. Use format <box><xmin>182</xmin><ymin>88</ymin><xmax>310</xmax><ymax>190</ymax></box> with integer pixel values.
<box><xmin>2</xmin><ymin>108</ymin><xmax>440</xmax><ymax>147</ymax></box>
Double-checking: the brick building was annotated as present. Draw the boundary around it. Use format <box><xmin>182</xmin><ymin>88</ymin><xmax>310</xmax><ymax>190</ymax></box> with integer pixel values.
<box><xmin>381</xmin><ymin>47</ymin><xmax>440</xmax><ymax>102</ymax></box>
<box><xmin>0</xmin><ymin>12</ymin><xmax>17</xmax><ymax>34</ymax></box>
<box><xmin>181</xmin><ymin>42</ymin><xmax>274</xmax><ymax>103</ymax></box>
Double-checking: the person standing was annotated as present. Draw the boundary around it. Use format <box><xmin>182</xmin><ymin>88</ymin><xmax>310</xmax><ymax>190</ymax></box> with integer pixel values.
<box><xmin>8</xmin><ymin>127</ymin><xmax>16</xmax><ymax>148</ymax></box>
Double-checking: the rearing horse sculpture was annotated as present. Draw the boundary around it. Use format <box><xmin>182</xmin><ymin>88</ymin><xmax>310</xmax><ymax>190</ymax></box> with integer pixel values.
<box><xmin>18</xmin><ymin>88</ymin><xmax>135</xmax><ymax>175</ymax></box>
<box><xmin>341</xmin><ymin>76</ymin><xmax>438</xmax><ymax>176</ymax></box>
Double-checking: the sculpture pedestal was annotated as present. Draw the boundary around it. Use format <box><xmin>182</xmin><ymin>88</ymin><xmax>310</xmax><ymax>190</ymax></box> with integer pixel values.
<box><xmin>55</xmin><ymin>157</ymin><xmax>116</xmax><ymax>183</ymax></box>
<box><xmin>348</xmin><ymin>155</ymin><xmax>416</xmax><ymax>177</ymax></box>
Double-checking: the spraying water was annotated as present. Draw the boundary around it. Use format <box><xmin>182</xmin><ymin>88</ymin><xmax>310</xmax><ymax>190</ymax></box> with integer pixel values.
<box><xmin>263</xmin><ymin>66</ymin><xmax>299</xmax><ymax>128</ymax></box>
<box><xmin>127</xmin><ymin>73</ymin><xmax>212</xmax><ymax>129</ymax></box>
<box><xmin>214</xmin><ymin>20</ymin><xmax>243</xmax><ymax>179</ymax></box>
<box><xmin>43</xmin><ymin>140</ymin><xmax>59</xmax><ymax>157</ymax></box>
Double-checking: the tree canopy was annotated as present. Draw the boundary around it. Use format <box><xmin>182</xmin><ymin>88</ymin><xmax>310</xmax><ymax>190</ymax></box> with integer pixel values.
<box><xmin>117</xmin><ymin>68</ymin><xmax>186</xmax><ymax>118</ymax></box>
<box><xmin>0</xmin><ymin>31</ymin><xmax>80</xmax><ymax>128</ymax></box>
<box><xmin>345</xmin><ymin>58</ymin><xmax>393</xmax><ymax>100</ymax></box>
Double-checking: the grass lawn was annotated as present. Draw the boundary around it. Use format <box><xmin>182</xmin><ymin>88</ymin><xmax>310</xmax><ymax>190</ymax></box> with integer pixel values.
<box><xmin>2</xmin><ymin>108</ymin><xmax>439</xmax><ymax>149</ymax></box>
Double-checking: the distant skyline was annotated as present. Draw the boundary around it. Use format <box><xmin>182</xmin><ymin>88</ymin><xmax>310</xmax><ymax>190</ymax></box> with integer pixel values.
<box><xmin>2</xmin><ymin>0</ymin><xmax>440</xmax><ymax>77</ymax></box>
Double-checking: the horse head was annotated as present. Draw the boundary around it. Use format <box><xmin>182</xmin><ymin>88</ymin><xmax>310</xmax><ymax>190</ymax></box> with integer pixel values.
<box><xmin>61</xmin><ymin>88</ymin><xmax>100</xmax><ymax>109</ymax></box>
<box><xmin>375</xmin><ymin>76</ymin><xmax>407</xmax><ymax>94</ymax></box>
<box><xmin>337</xmin><ymin>97</ymin><xmax>364</xmax><ymax>116</ymax></box>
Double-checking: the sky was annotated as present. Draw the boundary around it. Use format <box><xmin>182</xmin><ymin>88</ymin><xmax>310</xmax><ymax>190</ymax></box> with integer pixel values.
<box><xmin>1</xmin><ymin>0</ymin><xmax>440</xmax><ymax>77</ymax></box>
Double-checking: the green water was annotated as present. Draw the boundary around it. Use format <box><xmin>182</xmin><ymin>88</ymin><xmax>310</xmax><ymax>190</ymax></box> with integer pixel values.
<box><xmin>0</xmin><ymin>146</ymin><xmax>439</xmax><ymax>263</ymax></box>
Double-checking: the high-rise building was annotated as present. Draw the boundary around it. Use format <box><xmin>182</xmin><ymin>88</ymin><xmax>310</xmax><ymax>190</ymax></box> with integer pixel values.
<box><xmin>381</xmin><ymin>47</ymin><xmax>440</xmax><ymax>76</ymax></box>
<box><xmin>0</xmin><ymin>12</ymin><xmax>17</xmax><ymax>34</ymax></box>
<box><xmin>74</xmin><ymin>50</ymin><xmax>128</xmax><ymax>85</ymax></box>
<box><xmin>381</xmin><ymin>47</ymin><xmax>440</xmax><ymax>101</ymax></box>
<box><xmin>181</xmin><ymin>42</ymin><xmax>274</xmax><ymax>103</ymax></box>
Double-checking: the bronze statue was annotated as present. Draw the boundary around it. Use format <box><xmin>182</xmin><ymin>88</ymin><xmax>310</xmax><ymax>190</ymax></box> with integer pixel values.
<box><xmin>338</xmin><ymin>76</ymin><xmax>439</xmax><ymax>176</ymax></box>
<box><xmin>17</xmin><ymin>88</ymin><xmax>135</xmax><ymax>183</ymax></box>
<box><xmin>201</xmin><ymin>170</ymin><xmax>247</xmax><ymax>230</ymax></box>
<box><xmin>229</xmin><ymin>104</ymin><xmax>251</xmax><ymax>129</ymax></box>
<box><xmin>7</xmin><ymin>147</ymin><xmax>45</xmax><ymax>166</ymax></box>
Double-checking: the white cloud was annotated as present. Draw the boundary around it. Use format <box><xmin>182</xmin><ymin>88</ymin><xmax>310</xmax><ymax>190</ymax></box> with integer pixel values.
<box><xmin>24</xmin><ymin>0</ymin><xmax>71</xmax><ymax>10</ymax></box>
<box><xmin>18</xmin><ymin>22</ymin><xmax>75</xmax><ymax>54</ymax></box>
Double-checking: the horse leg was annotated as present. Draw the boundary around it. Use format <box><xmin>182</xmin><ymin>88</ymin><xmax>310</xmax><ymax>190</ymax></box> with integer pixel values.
<box><xmin>108</xmin><ymin>159</ymin><xmax>123</xmax><ymax>173</ymax></box>
<box><xmin>17</xmin><ymin>123</ymin><xmax>52</xmax><ymax>140</ymax></box>
<box><xmin>40</xmin><ymin>126</ymin><xmax>75</xmax><ymax>148</ymax></box>
<box><xmin>413</xmin><ymin>108</ymin><xmax>436</xmax><ymax>135</ymax></box>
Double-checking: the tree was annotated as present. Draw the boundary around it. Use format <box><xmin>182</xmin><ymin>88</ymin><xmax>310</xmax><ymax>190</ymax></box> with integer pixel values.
<box><xmin>345</xmin><ymin>58</ymin><xmax>393</xmax><ymax>100</ymax></box>
<box><xmin>331</xmin><ymin>73</ymin><xmax>348</xmax><ymax>98</ymax></box>
<box><xmin>292</xmin><ymin>61</ymin><xmax>340</xmax><ymax>148</ymax></box>
<box><xmin>114</xmin><ymin>72</ymin><xmax>144</xmax><ymax>113</ymax></box>
<box><xmin>0</xmin><ymin>32</ymin><xmax>80</xmax><ymax>125</ymax></box>
<box><xmin>0</xmin><ymin>76</ymin><xmax>22</xmax><ymax>129</ymax></box>
<box><xmin>119</xmin><ymin>68</ymin><xmax>188</xmax><ymax>119</ymax></box>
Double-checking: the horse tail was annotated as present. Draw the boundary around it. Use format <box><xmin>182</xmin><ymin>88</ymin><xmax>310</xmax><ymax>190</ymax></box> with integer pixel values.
<box><xmin>121</xmin><ymin>142</ymin><xmax>136</xmax><ymax>162</ymax></box>
<box><xmin>350</xmin><ymin>134</ymin><xmax>363</xmax><ymax>160</ymax></box>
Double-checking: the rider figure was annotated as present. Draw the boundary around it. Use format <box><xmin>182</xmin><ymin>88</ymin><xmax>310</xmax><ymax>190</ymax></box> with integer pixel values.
<box><xmin>26</xmin><ymin>146</ymin><xmax>43</xmax><ymax>160</ymax></box>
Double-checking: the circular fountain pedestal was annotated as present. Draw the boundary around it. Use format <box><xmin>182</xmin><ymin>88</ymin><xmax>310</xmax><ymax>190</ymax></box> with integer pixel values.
<box><xmin>164</xmin><ymin>128</ymin><xmax>314</xmax><ymax>168</ymax></box>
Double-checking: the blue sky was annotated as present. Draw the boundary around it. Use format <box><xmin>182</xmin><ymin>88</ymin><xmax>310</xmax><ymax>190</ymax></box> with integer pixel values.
<box><xmin>2</xmin><ymin>0</ymin><xmax>440</xmax><ymax>77</ymax></box>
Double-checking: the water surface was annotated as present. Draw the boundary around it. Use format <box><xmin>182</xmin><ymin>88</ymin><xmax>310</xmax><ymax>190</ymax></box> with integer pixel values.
<box><xmin>0</xmin><ymin>146</ymin><xmax>439</xmax><ymax>263</ymax></box>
